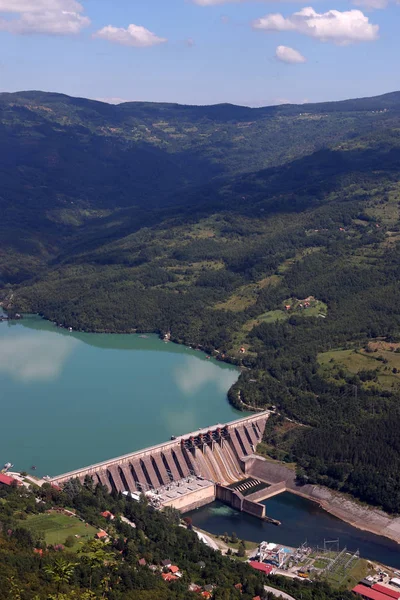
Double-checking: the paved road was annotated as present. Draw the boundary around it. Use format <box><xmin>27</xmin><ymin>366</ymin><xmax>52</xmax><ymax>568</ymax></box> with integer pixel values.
<box><xmin>193</xmin><ymin>529</ymin><xmax>219</xmax><ymax>551</ymax></box>
<box><xmin>264</xmin><ymin>585</ymin><xmax>297</xmax><ymax>600</ymax></box>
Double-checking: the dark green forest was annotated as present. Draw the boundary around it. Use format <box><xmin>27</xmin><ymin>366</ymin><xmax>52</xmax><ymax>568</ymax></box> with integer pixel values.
<box><xmin>2</xmin><ymin>90</ymin><xmax>400</xmax><ymax>513</ymax></box>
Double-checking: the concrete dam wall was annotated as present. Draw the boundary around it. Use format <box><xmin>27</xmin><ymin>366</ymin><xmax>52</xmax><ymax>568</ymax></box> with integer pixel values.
<box><xmin>51</xmin><ymin>413</ymin><xmax>269</xmax><ymax>494</ymax></box>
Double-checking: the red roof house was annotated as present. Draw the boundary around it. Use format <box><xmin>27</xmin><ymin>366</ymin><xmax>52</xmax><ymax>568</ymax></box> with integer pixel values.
<box><xmin>249</xmin><ymin>561</ymin><xmax>275</xmax><ymax>575</ymax></box>
<box><xmin>372</xmin><ymin>584</ymin><xmax>400</xmax><ymax>599</ymax></box>
<box><xmin>0</xmin><ymin>473</ymin><xmax>19</xmax><ymax>486</ymax></box>
<box><xmin>169</xmin><ymin>565</ymin><xmax>180</xmax><ymax>574</ymax></box>
<box><xmin>162</xmin><ymin>573</ymin><xmax>178</xmax><ymax>582</ymax></box>
<box><xmin>96</xmin><ymin>531</ymin><xmax>108</xmax><ymax>540</ymax></box>
<box><xmin>353</xmin><ymin>584</ymin><xmax>395</xmax><ymax>600</ymax></box>
<box><xmin>100</xmin><ymin>511</ymin><xmax>115</xmax><ymax>520</ymax></box>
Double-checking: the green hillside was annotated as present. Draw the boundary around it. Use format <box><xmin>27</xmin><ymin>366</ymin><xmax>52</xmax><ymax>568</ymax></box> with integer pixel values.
<box><xmin>2</xmin><ymin>91</ymin><xmax>400</xmax><ymax>513</ymax></box>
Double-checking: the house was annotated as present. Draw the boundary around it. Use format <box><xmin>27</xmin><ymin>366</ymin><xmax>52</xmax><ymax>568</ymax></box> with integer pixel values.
<box><xmin>189</xmin><ymin>583</ymin><xmax>202</xmax><ymax>593</ymax></box>
<box><xmin>201</xmin><ymin>593</ymin><xmax>212</xmax><ymax>599</ymax></box>
<box><xmin>169</xmin><ymin>565</ymin><xmax>180</xmax><ymax>574</ymax></box>
<box><xmin>235</xmin><ymin>582</ymin><xmax>243</xmax><ymax>591</ymax></box>
<box><xmin>0</xmin><ymin>473</ymin><xmax>20</xmax><ymax>487</ymax></box>
<box><xmin>239</xmin><ymin>347</ymin><xmax>246</xmax><ymax>353</ymax></box>
<box><xmin>100</xmin><ymin>511</ymin><xmax>115</xmax><ymax>520</ymax></box>
<box><xmin>96</xmin><ymin>531</ymin><xmax>108</xmax><ymax>540</ymax></box>
<box><xmin>197</xmin><ymin>561</ymin><xmax>206</xmax><ymax>569</ymax></box>
<box><xmin>253</xmin><ymin>597</ymin><xmax>262</xmax><ymax>600</ymax></box>
<box><xmin>285</xmin><ymin>305</ymin><xmax>291</xmax><ymax>311</ymax></box>
<box><xmin>372</xmin><ymin>583</ymin><xmax>400</xmax><ymax>599</ymax></box>
<box><xmin>161</xmin><ymin>559</ymin><xmax>172</xmax><ymax>568</ymax></box>
<box><xmin>204</xmin><ymin>584</ymin><xmax>215</xmax><ymax>593</ymax></box>
<box><xmin>149</xmin><ymin>565</ymin><xmax>158</xmax><ymax>572</ymax></box>
<box><xmin>249</xmin><ymin>561</ymin><xmax>275</xmax><ymax>575</ymax></box>
<box><xmin>33</xmin><ymin>548</ymin><xmax>44</xmax><ymax>556</ymax></box>
<box><xmin>162</xmin><ymin>573</ymin><xmax>178</xmax><ymax>582</ymax></box>
<box><xmin>352</xmin><ymin>584</ymin><xmax>396</xmax><ymax>600</ymax></box>
<box><xmin>138</xmin><ymin>558</ymin><xmax>147</xmax><ymax>566</ymax></box>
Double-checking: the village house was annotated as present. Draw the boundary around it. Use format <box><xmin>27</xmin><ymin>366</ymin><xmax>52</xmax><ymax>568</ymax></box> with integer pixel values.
<box><xmin>161</xmin><ymin>558</ymin><xmax>172</xmax><ymax>568</ymax></box>
<box><xmin>162</xmin><ymin>573</ymin><xmax>178</xmax><ymax>582</ymax></box>
<box><xmin>0</xmin><ymin>473</ymin><xmax>21</xmax><ymax>487</ymax></box>
<box><xmin>100</xmin><ymin>510</ymin><xmax>115</xmax><ymax>520</ymax></box>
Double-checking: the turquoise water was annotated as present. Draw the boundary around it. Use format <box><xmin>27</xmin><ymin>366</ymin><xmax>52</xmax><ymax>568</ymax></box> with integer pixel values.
<box><xmin>189</xmin><ymin>494</ymin><xmax>400</xmax><ymax>568</ymax></box>
<box><xmin>0</xmin><ymin>316</ymin><xmax>240</xmax><ymax>477</ymax></box>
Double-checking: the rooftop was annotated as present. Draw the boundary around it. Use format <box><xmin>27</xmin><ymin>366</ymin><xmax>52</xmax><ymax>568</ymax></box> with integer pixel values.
<box><xmin>249</xmin><ymin>561</ymin><xmax>275</xmax><ymax>575</ymax></box>
<box><xmin>0</xmin><ymin>473</ymin><xmax>17</xmax><ymax>486</ymax></box>
<box><xmin>372</xmin><ymin>584</ymin><xmax>400</xmax><ymax>599</ymax></box>
<box><xmin>353</xmin><ymin>584</ymin><xmax>397</xmax><ymax>600</ymax></box>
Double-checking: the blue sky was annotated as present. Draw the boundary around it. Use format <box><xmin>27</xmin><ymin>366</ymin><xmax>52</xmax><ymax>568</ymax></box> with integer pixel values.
<box><xmin>0</xmin><ymin>0</ymin><xmax>399</xmax><ymax>106</ymax></box>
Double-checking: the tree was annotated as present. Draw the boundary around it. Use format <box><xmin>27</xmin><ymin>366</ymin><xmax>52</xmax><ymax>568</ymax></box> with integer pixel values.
<box><xmin>237</xmin><ymin>541</ymin><xmax>246</xmax><ymax>558</ymax></box>
<box><xmin>65</xmin><ymin>536</ymin><xmax>75</xmax><ymax>548</ymax></box>
<box><xmin>78</xmin><ymin>540</ymin><xmax>116</xmax><ymax>590</ymax></box>
<box><xmin>43</xmin><ymin>557</ymin><xmax>77</xmax><ymax>591</ymax></box>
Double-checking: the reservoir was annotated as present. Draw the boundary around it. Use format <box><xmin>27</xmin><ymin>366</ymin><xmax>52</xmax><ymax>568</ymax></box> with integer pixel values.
<box><xmin>0</xmin><ymin>315</ymin><xmax>240</xmax><ymax>476</ymax></box>
<box><xmin>188</xmin><ymin>494</ymin><xmax>400</xmax><ymax>569</ymax></box>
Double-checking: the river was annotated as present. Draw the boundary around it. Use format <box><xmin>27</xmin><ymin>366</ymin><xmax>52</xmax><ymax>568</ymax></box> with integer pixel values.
<box><xmin>188</xmin><ymin>494</ymin><xmax>400</xmax><ymax>568</ymax></box>
<box><xmin>0</xmin><ymin>315</ymin><xmax>240</xmax><ymax>476</ymax></box>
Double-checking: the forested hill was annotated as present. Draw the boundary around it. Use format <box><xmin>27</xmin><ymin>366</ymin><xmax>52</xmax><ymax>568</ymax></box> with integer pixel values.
<box><xmin>2</xmin><ymin>90</ymin><xmax>400</xmax><ymax>513</ymax></box>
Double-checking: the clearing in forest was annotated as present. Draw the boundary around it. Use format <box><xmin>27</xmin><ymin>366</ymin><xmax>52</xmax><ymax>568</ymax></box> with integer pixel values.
<box><xmin>318</xmin><ymin>344</ymin><xmax>400</xmax><ymax>391</ymax></box>
<box><xmin>25</xmin><ymin>511</ymin><xmax>98</xmax><ymax>550</ymax></box>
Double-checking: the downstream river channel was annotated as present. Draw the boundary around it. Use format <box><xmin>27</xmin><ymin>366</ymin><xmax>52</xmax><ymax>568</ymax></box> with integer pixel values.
<box><xmin>1</xmin><ymin>315</ymin><xmax>399</xmax><ymax>567</ymax></box>
<box><xmin>0</xmin><ymin>315</ymin><xmax>240</xmax><ymax>476</ymax></box>
<box><xmin>189</xmin><ymin>495</ymin><xmax>400</xmax><ymax>569</ymax></box>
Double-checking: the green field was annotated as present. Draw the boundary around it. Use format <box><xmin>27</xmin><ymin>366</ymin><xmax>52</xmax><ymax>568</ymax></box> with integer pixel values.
<box><xmin>318</xmin><ymin>346</ymin><xmax>400</xmax><ymax>391</ymax></box>
<box><xmin>25</xmin><ymin>512</ymin><xmax>98</xmax><ymax>550</ymax></box>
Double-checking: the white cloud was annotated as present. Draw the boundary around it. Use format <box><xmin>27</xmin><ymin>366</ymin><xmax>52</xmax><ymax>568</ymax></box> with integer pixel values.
<box><xmin>0</xmin><ymin>332</ymin><xmax>79</xmax><ymax>382</ymax></box>
<box><xmin>253</xmin><ymin>7</ymin><xmax>379</xmax><ymax>45</ymax></box>
<box><xmin>94</xmin><ymin>24</ymin><xmax>167</xmax><ymax>47</ymax></box>
<box><xmin>174</xmin><ymin>356</ymin><xmax>238</xmax><ymax>396</ymax></box>
<box><xmin>0</xmin><ymin>0</ymin><xmax>82</xmax><ymax>11</ymax></box>
<box><xmin>0</xmin><ymin>0</ymin><xmax>89</xmax><ymax>35</ymax></box>
<box><xmin>275</xmin><ymin>45</ymin><xmax>306</xmax><ymax>63</ymax></box>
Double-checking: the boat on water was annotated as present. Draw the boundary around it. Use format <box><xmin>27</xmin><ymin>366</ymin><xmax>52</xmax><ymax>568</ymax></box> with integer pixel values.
<box><xmin>3</xmin><ymin>462</ymin><xmax>13</xmax><ymax>470</ymax></box>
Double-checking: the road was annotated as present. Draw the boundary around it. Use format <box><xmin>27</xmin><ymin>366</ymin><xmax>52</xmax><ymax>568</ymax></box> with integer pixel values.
<box><xmin>193</xmin><ymin>529</ymin><xmax>219</xmax><ymax>551</ymax></box>
<box><xmin>264</xmin><ymin>585</ymin><xmax>297</xmax><ymax>600</ymax></box>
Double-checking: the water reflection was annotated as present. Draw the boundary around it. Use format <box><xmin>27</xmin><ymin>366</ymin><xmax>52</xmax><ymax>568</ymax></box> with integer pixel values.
<box><xmin>174</xmin><ymin>356</ymin><xmax>238</xmax><ymax>395</ymax></box>
<box><xmin>0</xmin><ymin>332</ymin><xmax>79</xmax><ymax>382</ymax></box>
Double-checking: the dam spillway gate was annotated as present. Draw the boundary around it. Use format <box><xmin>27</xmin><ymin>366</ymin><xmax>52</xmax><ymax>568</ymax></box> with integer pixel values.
<box><xmin>50</xmin><ymin>413</ymin><xmax>269</xmax><ymax>499</ymax></box>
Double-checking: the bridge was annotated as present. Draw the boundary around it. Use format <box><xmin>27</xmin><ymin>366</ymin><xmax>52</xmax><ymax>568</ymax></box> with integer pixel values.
<box><xmin>50</xmin><ymin>412</ymin><xmax>270</xmax><ymax>496</ymax></box>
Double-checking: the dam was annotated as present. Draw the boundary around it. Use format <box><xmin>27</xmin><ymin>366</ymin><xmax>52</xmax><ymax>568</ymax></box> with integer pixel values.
<box><xmin>50</xmin><ymin>412</ymin><xmax>270</xmax><ymax>513</ymax></box>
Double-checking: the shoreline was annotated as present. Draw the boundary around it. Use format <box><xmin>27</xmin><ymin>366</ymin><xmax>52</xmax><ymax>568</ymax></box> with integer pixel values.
<box><xmin>290</xmin><ymin>487</ymin><xmax>400</xmax><ymax>545</ymax></box>
<box><xmin>249</xmin><ymin>457</ymin><xmax>400</xmax><ymax>547</ymax></box>
<box><xmin>3</xmin><ymin>309</ymin><xmax>400</xmax><ymax>546</ymax></box>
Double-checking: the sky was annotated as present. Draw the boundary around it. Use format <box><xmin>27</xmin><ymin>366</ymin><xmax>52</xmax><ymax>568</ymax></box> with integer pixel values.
<box><xmin>0</xmin><ymin>0</ymin><xmax>399</xmax><ymax>107</ymax></box>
